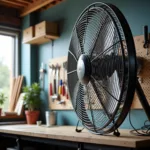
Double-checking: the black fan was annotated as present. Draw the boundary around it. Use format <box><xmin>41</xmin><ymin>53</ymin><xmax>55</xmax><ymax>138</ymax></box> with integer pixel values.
<box><xmin>67</xmin><ymin>2</ymin><xmax>150</xmax><ymax>135</ymax></box>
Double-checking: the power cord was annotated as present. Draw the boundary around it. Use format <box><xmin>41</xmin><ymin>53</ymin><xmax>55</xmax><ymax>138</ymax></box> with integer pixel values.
<box><xmin>129</xmin><ymin>111</ymin><xmax>150</xmax><ymax>136</ymax></box>
<box><xmin>76</xmin><ymin>120</ymin><xmax>85</xmax><ymax>133</ymax></box>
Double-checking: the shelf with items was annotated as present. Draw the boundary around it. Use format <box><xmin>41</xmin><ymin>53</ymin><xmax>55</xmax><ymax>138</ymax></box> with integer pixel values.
<box><xmin>22</xmin><ymin>21</ymin><xmax>59</xmax><ymax>45</ymax></box>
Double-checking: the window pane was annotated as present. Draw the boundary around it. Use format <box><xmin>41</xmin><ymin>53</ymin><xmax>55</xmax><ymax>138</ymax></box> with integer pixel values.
<box><xmin>0</xmin><ymin>35</ymin><xmax>14</xmax><ymax>111</ymax></box>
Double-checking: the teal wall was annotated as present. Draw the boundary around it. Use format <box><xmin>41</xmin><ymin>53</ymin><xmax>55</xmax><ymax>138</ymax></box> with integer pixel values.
<box><xmin>21</xmin><ymin>14</ymin><xmax>39</xmax><ymax>86</ymax></box>
<box><xmin>21</xmin><ymin>0</ymin><xmax>150</xmax><ymax>129</ymax></box>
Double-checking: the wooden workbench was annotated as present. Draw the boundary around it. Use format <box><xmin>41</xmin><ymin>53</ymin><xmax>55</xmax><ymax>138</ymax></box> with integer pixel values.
<box><xmin>0</xmin><ymin>125</ymin><xmax>150</xmax><ymax>149</ymax></box>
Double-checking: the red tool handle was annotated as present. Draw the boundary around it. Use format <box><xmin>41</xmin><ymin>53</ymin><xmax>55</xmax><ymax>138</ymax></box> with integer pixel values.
<box><xmin>66</xmin><ymin>93</ymin><xmax>69</xmax><ymax>99</ymax></box>
<box><xmin>49</xmin><ymin>83</ymin><xmax>53</xmax><ymax>96</ymax></box>
<box><xmin>62</xmin><ymin>85</ymin><xmax>65</xmax><ymax>96</ymax></box>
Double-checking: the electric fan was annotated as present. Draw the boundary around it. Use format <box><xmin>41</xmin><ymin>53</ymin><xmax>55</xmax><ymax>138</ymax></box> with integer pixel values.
<box><xmin>67</xmin><ymin>2</ymin><xmax>150</xmax><ymax>135</ymax></box>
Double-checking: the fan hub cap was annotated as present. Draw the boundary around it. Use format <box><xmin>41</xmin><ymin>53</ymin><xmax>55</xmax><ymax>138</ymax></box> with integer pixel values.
<box><xmin>77</xmin><ymin>54</ymin><xmax>91</xmax><ymax>85</ymax></box>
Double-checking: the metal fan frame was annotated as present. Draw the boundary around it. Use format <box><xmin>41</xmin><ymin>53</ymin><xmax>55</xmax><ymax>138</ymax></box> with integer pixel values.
<box><xmin>68</xmin><ymin>2</ymin><xmax>137</xmax><ymax>134</ymax></box>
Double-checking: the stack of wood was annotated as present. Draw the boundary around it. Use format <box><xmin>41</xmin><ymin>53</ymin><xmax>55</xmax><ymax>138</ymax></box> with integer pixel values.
<box><xmin>9</xmin><ymin>76</ymin><xmax>24</xmax><ymax>112</ymax></box>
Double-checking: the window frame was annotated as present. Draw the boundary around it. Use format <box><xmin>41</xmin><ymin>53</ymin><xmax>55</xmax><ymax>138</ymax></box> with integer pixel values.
<box><xmin>0</xmin><ymin>26</ymin><xmax>20</xmax><ymax>77</ymax></box>
<box><xmin>0</xmin><ymin>26</ymin><xmax>25</xmax><ymax>122</ymax></box>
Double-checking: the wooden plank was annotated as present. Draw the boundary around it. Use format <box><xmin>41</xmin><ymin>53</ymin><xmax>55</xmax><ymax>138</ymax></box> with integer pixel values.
<box><xmin>0</xmin><ymin>1</ymin><xmax>22</xmax><ymax>9</ymax></box>
<box><xmin>0</xmin><ymin>115</ymin><xmax>24</xmax><ymax>119</ymax></box>
<box><xmin>9</xmin><ymin>78</ymin><xmax>16</xmax><ymax>112</ymax></box>
<box><xmin>9</xmin><ymin>78</ymin><xmax>15</xmax><ymax>103</ymax></box>
<box><xmin>9</xmin><ymin>76</ymin><xmax>21</xmax><ymax>112</ymax></box>
<box><xmin>0</xmin><ymin>125</ymin><xmax>149</xmax><ymax>148</ymax></box>
<box><xmin>0</xmin><ymin>0</ymin><xmax>27</xmax><ymax>7</ymax></box>
<box><xmin>14</xmin><ymin>76</ymin><xmax>24</xmax><ymax>109</ymax></box>
<box><xmin>20</xmin><ymin>0</ymin><xmax>55</xmax><ymax>17</ymax></box>
<box><xmin>10</xmin><ymin>77</ymin><xmax>19</xmax><ymax>111</ymax></box>
<box><xmin>0</xmin><ymin>5</ymin><xmax>19</xmax><ymax>17</ymax></box>
<box><xmin>0</xmin><ymin>14</ymin><xmax>21</xmax><ymax>27</ymax></box>
<box><xmin>23</xmin><ymin>34</ymin><xmax>59</xmax><ymax>45</ymax></box>
<box><xmin>40</xmin><ymin>0</ymin><xmax>64</xmax><ymax>11</ymax></box>
<box><xmin>15</xmin><ymin>0</ymin><xmax>33</xmax><ymax>5</ymax></box>
<box><xmin>13</xmin><ymin>76</ymin><xmax>21</xmax><ymax>111</ymax></box>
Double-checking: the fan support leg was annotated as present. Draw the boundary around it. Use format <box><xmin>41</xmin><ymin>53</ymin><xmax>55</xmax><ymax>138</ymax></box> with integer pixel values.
<box><xmin>136</xmin><ymin>79</ymin><xmax>150</xmax><ymax>120</ymax></box>
<box><xmin>113</xmin><ymin>129</ymin><xmax>120</xmax><ymax>137</ymax></box>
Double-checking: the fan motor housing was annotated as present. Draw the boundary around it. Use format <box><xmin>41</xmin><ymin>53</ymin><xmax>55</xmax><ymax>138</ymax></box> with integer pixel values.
<box><xmin>77</xmin><ymin>54</ymin><xmax>91</xmax><ymax>85</ymax></box>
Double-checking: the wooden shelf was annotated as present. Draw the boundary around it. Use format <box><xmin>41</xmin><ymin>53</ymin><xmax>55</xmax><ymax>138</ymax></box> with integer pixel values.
<box><xmin>23</xmin><ymin>34</ymin><xmax>59</xmax><ymax>45</ymax></box>
<box><xmin>0</xmin><ymin>115</ymin><xmax>24</xmax><ymax>119</ymax></box>
<box><xmin>0</xmin><ymin>125</ymin><xmax>150</xmax><ymax>148</ymax></box>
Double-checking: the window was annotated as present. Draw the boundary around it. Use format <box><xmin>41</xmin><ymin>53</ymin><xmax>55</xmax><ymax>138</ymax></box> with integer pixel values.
<box><xmin>0</xmin><ymin>27</ymin><xmax>20</xmax><ymax>111</ymax></box>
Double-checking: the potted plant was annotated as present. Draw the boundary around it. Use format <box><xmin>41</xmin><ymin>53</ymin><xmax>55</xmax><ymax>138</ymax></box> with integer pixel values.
<box><xmin>0</xmin><ymin>92</ymin><xmax>7</xmax><ymax>116</ymax></box>
<box><xmin>23</xmin><ymin>83</ymin><xmax>41</xmax><ymax>124</ymax></box>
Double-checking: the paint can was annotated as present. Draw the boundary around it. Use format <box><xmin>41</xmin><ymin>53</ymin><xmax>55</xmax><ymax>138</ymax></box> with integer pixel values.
<box><xmin>45</xmin><ymin>111</ymin><xmax>56</xmax><ymax>127</ymax></box>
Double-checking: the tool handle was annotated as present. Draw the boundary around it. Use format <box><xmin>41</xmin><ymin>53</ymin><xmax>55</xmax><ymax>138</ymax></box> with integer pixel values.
<box><xmin>58</xmin><ymin>86</ymin><xmax>62</xmax><ymax>95</ymax></box>
<box><xmin>62</xmin><ymin>85</ymin><xmax>65</xmax><ymax>96</ymax></box>
<box><xmin>65</xmin><ymin>86</ymin><xmax>69</xmax><ymax>99</ymax></box>
<box><xmin>144</xmin><ymin>25</ymin><xmax>149</xmax><ymax>48</ymax></box>
<box><xmin>54</xmin><ymin>79</ymin><xmax>56</xmax><ymax>94</ymax></box>
<box><xmin>58</xmin><ymin>80</ymin><xmax>63</xmax><ymax>95</ymax></box>
<box><xmin>66</xmin><ymin>93</ymin><xmax>69</xmax><ymax>99</ymax></box>
<box><xmin>49</xmin><ymin>83</ymin><xmax>53</xmax><ymax>96</ymax></box>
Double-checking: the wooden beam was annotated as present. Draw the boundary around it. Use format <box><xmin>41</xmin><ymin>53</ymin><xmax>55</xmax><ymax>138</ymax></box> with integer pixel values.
<box><xmin>15</xmin><ymin>0</ymin><xmax>33</xmax><ymax>5</ymax></box>
<box><xmin>0</xmin><ymin>1</ymin><xmax>22</xmax><ymax>9</ymax></box>
<box><xmin>41</xmin><ymin>0</ymin><xmax>64</xmax><ymax>11</ymax></box>
<box><xmin>0</xmin><ymin>0</ymin><xmax>27</xmax><ymax>7</ymax></box>
<box><xmin>20</xmin><ymin>0</ymin><xmax>56</xmax><ymax>17</ymax></box>
<box><xmin>0</xmin><ymin>5</ymin><xmax>20</xmax><ymax>17</ymax></box>
<box><xmin>0</xmin><ymin>14</ymin><xmax>21</xmax><ymax>27</ymax></box>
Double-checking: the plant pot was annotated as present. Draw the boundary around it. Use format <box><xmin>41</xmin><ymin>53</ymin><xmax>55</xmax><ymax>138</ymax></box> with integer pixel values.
<box><xmin>25</xmin><ymin>110</ymin><xmax>40</xmax><ymax>124</ymax></box>
<box><xmin>0</xmin><ymin>108</ymin><xmax>2</xmax><ymax>116</ymax></box>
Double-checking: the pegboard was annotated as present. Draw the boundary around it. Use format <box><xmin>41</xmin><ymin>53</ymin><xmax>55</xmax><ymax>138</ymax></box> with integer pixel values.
<box><xmin>131</xmin><ymin>34</ymin><xmax>150</xmax><ymax>109</ymax></box>
<box><xmin>48</xmin><ymin>56</ymin><xmax>73</xmax><ymax>110</ymax></box>
<box><xmin>48</xmin><ymin>35</ymin><xmax>150</xmax><ymax>110</ymax></box>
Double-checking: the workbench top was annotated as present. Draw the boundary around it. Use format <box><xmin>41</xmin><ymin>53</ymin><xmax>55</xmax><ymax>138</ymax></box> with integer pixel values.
<box><xmin>0</xmin><ymin>125</ymin><xmax>150</xmax><ymax>148</ymax></box>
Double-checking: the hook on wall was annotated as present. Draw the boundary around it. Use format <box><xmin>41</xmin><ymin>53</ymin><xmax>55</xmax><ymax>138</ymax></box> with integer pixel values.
<box><xmin>143</xmin><ymin>25</ymin><xmax>149</xmax><ymax>55</ymax></box>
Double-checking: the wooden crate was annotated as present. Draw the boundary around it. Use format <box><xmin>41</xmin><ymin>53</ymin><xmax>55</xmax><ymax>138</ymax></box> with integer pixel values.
<box><xmin>23</xmin><ymin>26</ymin><xmax>34</xmax><ymax>42</ymax></box>
<box><xmin>35</xmin><ymin>21</ymin><xmax>58</xmax><ymax>37</ymax></box>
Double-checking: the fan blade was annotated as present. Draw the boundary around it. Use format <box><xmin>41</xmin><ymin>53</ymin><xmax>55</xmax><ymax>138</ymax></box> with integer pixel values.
<box><xmin>67</xmin><ymin>70</ymin><xmax>77</xmax><ymax>75</ymax></box>
<box><xmin>91</xmin><ymin>40</ymin><xmax>121</xmax><ymax>63</ymax></box>
<box><xmin>86</xmin><ymin>83</ymin><xmax>111</xmax><ymax>130</ymax></box>
<box><xmin>75</xmin><ymin>10</ymin><xmax>90</xmax><ymax>55</ymax></box>
<box><xmin>69</xmin><ymin>28</ymin><xmax>82</xmax><ymax>59</ymax></box>
<box><xmin>67</xmin><ymin>69</ymin><xmax>93</xmax><ymax>128</ymax></box>
<box><xmin>90</xmin><ymin>78</ymin><xmax>111</xmax><ymax>118</ymax></box>
<box><xmin>90</xmin><ymin>75</ymin><xmax>120</xmax><ymax>115</ymax></box>
<box><xmin>86</xmin><ymin>83</ymin><xmax>109</xmax><ymax>132</ymax></box>
<box><xmin>67</xmin><ymin>52</ymin><xmax>77</xmax><ymax>75</ymax></box>
<box><xmin>68</xmin><ymin>50</ymin><xmax>78</xmax><ymax>62</ymax></box>
<box><xmin>91</xmin><ymin>14</ymin><xmax>120</xmax><ymax>61</ymax></box>
<box><xmin>74</xmin><ymin>82</ymin><xmax>93</xmax><ymax>127</ymax></box>
<box><xmin>82</xmin><ymin>8</ymin><xmax>108</xmax><ymax>56</ymax></box>
<box><xmin>67</xmin><ymin>68</ymin><xmax>78</xmax><ymax>102</ymax></box>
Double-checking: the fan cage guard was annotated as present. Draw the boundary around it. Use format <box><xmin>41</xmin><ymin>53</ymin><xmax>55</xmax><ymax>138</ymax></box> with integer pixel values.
<box><xmin>67</xmin><ymin>2</ymin><xmax>137</xmax><ymax>134</ymax></box>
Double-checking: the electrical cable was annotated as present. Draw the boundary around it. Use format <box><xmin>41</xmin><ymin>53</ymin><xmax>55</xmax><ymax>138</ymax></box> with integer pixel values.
<box><xmin>129</xmin><ymin>110</ymin><xmax>150</xmax><ymax>136</ymax></box>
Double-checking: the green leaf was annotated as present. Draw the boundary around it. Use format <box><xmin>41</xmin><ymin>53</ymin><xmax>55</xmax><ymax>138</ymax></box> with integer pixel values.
<box><xmin>23</xmin><ymin>83</ymin><xmax>41</xmax><ymax>111</ymax></box>
<box><xmin>0</xmin><ymin>92</ymin><xmax>7</xmax><ymax>106</ymax></box>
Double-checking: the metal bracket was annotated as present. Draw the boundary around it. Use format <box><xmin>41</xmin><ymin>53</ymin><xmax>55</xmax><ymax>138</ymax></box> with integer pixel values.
<box><xmin>78</xmin><ymin>143</ymin><xmax>84</xmax><ymax>150</ymax></box>
<box><xmin>16</xmin><ymin>138</ymin><xmax>23</xmax><ymax>150</ymax></box>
